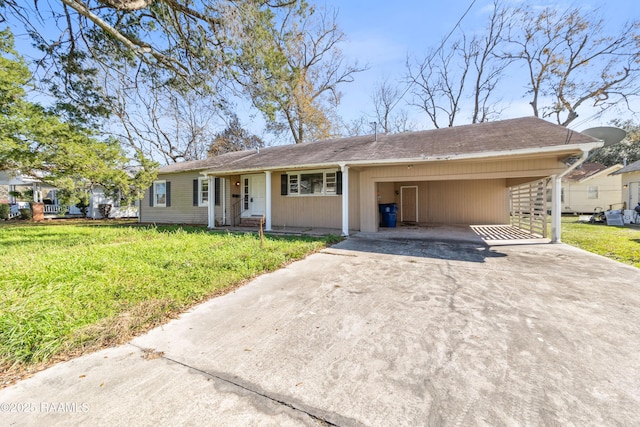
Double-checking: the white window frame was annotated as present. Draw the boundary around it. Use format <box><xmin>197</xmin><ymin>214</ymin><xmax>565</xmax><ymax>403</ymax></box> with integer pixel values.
<box><xmin>198</xmin><ymin>177</ymin><xmax>209</xmax><ymax>207</ymax></box>
<box><xmin>153</xmin><ymin>180</ymin><xmax>167</xmax><ymax>207</ymax></box>
<box><xmin>587</xmin><ymin>185</ymin><xmax>598</xmax><ymax>200</ymax></box>
<box><xmin>287</xmin><ymin>170</ymin><xmax>338</xmax><ymax>196</ymax></box>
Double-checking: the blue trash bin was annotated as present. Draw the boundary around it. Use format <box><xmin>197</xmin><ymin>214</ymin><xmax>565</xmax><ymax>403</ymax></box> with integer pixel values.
<box><xmin>379</xmin><ymin>203</ymin><xmax>398</xmax><ymax>227</ymax></box>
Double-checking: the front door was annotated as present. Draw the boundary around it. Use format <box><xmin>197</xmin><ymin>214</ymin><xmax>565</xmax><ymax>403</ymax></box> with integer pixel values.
<box><xmin>242</xmin><ymin>174</ymin><xmax>266</xmax><ymax>217</ymax></box>
<box><xmin>630</xmin><ymin>182</ymin><xmax>639</xmax><ymax>209</ymax></box>
<box><xmin>401</xmin><ymin>186</ymin><xmax>418</xmax><ymax>223</ymax></box>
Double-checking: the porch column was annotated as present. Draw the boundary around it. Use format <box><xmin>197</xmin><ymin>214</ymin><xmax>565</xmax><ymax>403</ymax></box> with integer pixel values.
<box><xmin>551</xmin><ymin>174</ymin><xmax>561</xmax><ymax>243</ymax></box>
<box><xmin>341</xmin><ymin>164</ymin><xmax>349</xmax><ymax>237</ymax></box>
<box><xmin>265</xmin><ymin>171</ymin><xmax>272</xmax><ymax>231</ymax></box>
<box><xmin>208</xmin><ymin>175</ymin><xmax>215</xmax><ymax>229</ymax></box>
<box><xmin>221</xmin><ymin>178</ymin><xmax>226</xmax><ymax>226</ymax></box>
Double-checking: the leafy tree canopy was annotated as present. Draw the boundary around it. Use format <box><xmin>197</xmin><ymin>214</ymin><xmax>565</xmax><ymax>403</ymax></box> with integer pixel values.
<box><xmin>208</xmin><ymin>114</ymin><xmax>264</xmax><ymax>157</ymax></box>
<box><xmin>589</xmin><ymin>119</ymin><xmax>640</xmax><ymax>167</ymax></box>
<box><xmin>0</xmin><ymin>28</ymin><xmax>157</xmax><ymax>205</ymax></box>
<box><xmin>0</xmin><ymin>0</ymin><xmax>308</xmax><ymax>126</ymax></box>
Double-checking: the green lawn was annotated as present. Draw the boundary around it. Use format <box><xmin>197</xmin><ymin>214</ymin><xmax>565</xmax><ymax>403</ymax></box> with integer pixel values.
<box><xmin>560</xmin><ymin>217</ymin><xmax>640</xmax><ymax>269</ymax></box>
<box><xmin>0</xmin><ymin>221</ymin><xmax>337</xmax><ymax>380</ymax></box>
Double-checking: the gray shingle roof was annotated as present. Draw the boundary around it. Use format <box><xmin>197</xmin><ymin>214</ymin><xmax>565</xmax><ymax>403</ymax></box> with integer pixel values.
<box><xmin>159</xmin><ymin>117</ymin><xmax>600</xmax><ymax>175</ymax></box>
<box><xmin>611</xmin><ymin>159</ymin><xmax>640</xmax><ymax>175</ymax></box>
<box><xmin>563</xmin><ymin>162</ymin><xmax>609</xmax><ymax>182</ymax></box>
<box><xmin>158</xmin><ymin>150</ymin><xmax>257</xmax><ymax>173</ymax></box>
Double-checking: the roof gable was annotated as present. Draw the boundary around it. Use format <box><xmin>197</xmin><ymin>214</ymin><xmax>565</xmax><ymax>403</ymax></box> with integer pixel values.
<box><xmin>563</xmin><ymin>163</ymin><xmax>623</xmax><ymax>182</ymax></box>
<box><xmin>611</xmin><ymin>159</ymin><xmax>640</xmax><ymax>175</ymax></box>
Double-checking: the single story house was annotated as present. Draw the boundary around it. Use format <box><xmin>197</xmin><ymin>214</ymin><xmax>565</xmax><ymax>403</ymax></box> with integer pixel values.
<box><xmin>140</xmin><ymin>117</ymin><xmax>603</xmax><ymax>242</ymax></box>
<box><xmin>0</xmin><ymin>171</ymin><xmax>138</xmax><ymax>219</ymax></box>
<box><xmin>611</xmin><ymin>159</ymin><xmax>640</xmax><ymax>222</ymax></box>
<box><xmin>560</xmin><ymin>163</ymin><xmax>623</xmax><ymax>213</ymax></box>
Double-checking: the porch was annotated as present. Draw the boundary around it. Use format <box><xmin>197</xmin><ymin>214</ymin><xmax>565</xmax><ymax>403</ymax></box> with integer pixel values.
<box><xmin>211</xmin><ymin>222</ymin><xmax>547</xmax><ymax>245</ymax></box>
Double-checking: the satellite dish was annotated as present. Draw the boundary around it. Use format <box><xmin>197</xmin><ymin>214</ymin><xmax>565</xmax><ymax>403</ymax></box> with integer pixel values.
<box><xmin>582</xmin><ymin>127</ymin><xmax>627</xmax><ymax>147</ymax></box>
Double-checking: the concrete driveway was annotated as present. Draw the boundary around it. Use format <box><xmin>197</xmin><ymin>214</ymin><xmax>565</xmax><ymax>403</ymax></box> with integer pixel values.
<box><xmin>2</xmin><ymin>234</ymin><xmax>640</xmax><ymax>426</ymax></box>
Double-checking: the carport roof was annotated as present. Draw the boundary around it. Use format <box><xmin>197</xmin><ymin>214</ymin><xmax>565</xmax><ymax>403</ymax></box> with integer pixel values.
<box><xmin>158</xmin><ymin>117</ymin><xmax>601</xmax><ymax>175</ymax></box>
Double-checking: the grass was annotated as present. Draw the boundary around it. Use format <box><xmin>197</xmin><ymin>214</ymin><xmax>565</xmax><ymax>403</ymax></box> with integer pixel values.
<box><xmin>0</xmin><ymin>221</ymin><xmax>338</xmax><ymax>384</ymax></box>
<box><xmin>559</xmin><ymin>217</ymin><xmax>640</xmax><ymax>269</ymax></box>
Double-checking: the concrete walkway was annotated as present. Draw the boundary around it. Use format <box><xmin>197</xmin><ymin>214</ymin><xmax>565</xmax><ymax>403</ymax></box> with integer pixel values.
<box><xmin>2</xmin><ymin>235</ymin><xmax>640</xmax><ymax>426</ymax></box>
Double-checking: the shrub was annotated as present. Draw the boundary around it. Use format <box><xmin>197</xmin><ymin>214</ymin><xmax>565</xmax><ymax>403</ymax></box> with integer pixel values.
<box><xmin>98</xmin><ymin>203</ymin><xmax>112</xmax><ymax>219</ymax></box>
<box><xmin>19</xmin><ymin>208</ymin><xmax>32</xmax><ymax>220</ymax></box>
<box><xmin>0</xmin><ymin>203</ymin><xmax>9</xmax><ymax>220</ymax></box>
<box><xmin>75</xmin><ymin>194</ymin><xmax>90</xmax><ymax>218</ymax></box>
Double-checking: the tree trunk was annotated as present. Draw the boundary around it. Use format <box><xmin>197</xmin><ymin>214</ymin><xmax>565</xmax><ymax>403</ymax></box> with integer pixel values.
<box><xmin>99</xmin><ymin>0</ymin><xmax>152</xmax><ymax>11</ymax></box>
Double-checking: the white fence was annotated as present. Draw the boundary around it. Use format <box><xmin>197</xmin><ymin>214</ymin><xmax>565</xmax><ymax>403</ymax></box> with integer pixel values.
<box><xmin>6</xmin><ymin>202</ymin><xmax>137</xmax><ymax>219</ymax></box>
<box><xmin>43</xmin><ymin>204</ymin><xmax>83</xmax><ymax>215</ymax></box>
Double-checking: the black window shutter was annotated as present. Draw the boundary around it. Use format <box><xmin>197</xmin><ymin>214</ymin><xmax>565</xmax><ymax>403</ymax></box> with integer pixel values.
<box><xmin>336</xmin><ymin>171</ymin><xmax>343</xmax><ymax>195</ymax></box>
<box><xmin>193</xmin><ymin>179</ymin><xmax>198</xmax><ymax>206</ymax></box>
<box><xmin>149</xmin><ymin>185</ymin><xmax>154</xmax><ymax>207</ymax></box>
<box><xmin>281</xmin><ymin>174</ymin><xmax>288</xmax><ymax>195</ymax></box>
<box><xmin>214</xmin><ymin>178</ymin><xmax>220</xmax><ymax>205</ymax></box>
<box><xmin>166</xmin><ymin>181</ymin><xmax>171</xmax><ymax>207</ymax></box>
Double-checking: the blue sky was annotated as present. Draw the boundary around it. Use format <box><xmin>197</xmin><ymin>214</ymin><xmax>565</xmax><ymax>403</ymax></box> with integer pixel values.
<box><xmin>325</xmin><ymin>0</ymin><xmax>640</xmax><ymax>132</ymax></box>
<box><xmin>4</xmin><ymin>0</ymin><xmax>640</xmax><ymax>141</ymax></box>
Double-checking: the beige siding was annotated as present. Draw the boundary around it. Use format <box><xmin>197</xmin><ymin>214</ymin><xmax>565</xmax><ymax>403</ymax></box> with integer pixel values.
<box><xmin>271</xmin><ymin>171</ymin><xmax>359</xmax><ymax>230</ymax></box>
<box><xmin>622</xmin><ymin>171</ymin><xmax>640</xmax><ymax>208</ymax></box>
<box><xmin>359</xmin><ymin>157</ymin><xmax>565</xmax><ymax>232</ymax></box>
<box><xmin>425</xmin><ymin>180</ymin><xmax>509</xmax><ymax>224</ymax></box>
<box><xmin>142</xmin><ymin>156</ymin><xmax>564</xmax><ymax>232</ymax></box>
<box><xmin>348</xmin><ymin>169</ymin><xmax>360</xmax><ymax>230</ymax></box>
<box><xmin>375</xmin><ymin>180</ymin><xmax>508</xmax><ymax>225</ymax></box>
<box><xmin>140</xmin><ymin>172</ymin><xmax>229</xmax><ymax>225</ymax></box>
<box><xmin>562</xmin><ymin>173</ymin><xmax>622</xmax><ymax>213</ymax></box>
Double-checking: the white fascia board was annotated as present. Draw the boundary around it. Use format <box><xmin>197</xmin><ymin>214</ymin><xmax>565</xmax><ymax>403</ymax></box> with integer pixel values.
<box><xmin>200</xmin><ymin>142</ymin><xmax>603</xmax><ymax>176</ymax></box>
<box><xmin>579</xmin><ymin>164</ymin><xmax>624</xmax><ymax>183</ymax></box>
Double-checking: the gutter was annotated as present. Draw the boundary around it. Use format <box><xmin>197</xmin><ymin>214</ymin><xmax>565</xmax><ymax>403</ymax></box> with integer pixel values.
<box><xmin>200</xmin><ymin>142</ymin><xmax>602</xmax><ymax>176</ymax></box>
<box><xmin>558</xmin><ymin>146</ymin><xmax>600</xmax><ymax>180</ymax></box>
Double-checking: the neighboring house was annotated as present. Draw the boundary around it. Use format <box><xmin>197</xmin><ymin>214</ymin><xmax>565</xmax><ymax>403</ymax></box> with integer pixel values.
<box><xmin>560</xmin><ymin>163</ymin><xmax>623</xmax><ymax>213</ymax></box>
<box><xmin>140</xmin><ymin>117</ymin><xmax>603</xmax><ymax>241</ymax></box>
<box><xmin>611</xmin><ymin>159</ymin><xmax>640</xmax><ymax>222</ymax></box>
<box><xmin>0</xmin><ymin>171</ymin><xmax>138</xmax><ymax>219</ymax></box>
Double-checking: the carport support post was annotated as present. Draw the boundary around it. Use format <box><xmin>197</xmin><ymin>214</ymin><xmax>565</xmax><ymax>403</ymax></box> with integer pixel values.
<box><xmin>340</xmin><ymin>163</ymin><xmax>349</xmax><ymax>237</ymax></box>
<box><xmin>551</xmin><ymin>174</ymin><xmax>561</xmax><ymax>243</ymax></box>
<box><xmin>207</xmin><ymin>175</ymin><xmax>215</xmax><ymax>229</ymax></box>
<box><xmin>265</xmin><ymin>171</ymin><xmax>272</xmax><ymax>231</ymax></box>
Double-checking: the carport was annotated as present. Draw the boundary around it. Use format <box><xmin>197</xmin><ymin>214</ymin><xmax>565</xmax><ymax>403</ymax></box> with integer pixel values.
<box><xmin>377</xmin><ymin>177</ymin><xmax>550</xmax><ymax>238</ymax></box>
<box><xmin>359</xmin><ymin>148</ymin><xmax>583</xmax><ymax>241</ymax></box>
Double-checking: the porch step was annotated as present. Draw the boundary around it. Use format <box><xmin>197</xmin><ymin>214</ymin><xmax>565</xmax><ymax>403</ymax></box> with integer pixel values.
<box><xmin>240</xmin><ymin>217</ymin><xmax>264</xmax><ymax>227</ymax></box>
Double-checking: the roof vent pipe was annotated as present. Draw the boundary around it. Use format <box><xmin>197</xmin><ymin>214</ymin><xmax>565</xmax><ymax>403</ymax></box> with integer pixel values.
<box><xmin>370</xmin><ymin>122</ymin><xmax>377</xmax><ymax>142</ymax></box>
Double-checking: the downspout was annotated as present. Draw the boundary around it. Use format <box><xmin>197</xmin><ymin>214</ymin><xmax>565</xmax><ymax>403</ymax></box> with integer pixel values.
<box><xmin>551</xmin><ymin>149</ymin><xmax>592</xmax><ymax>243</ymax></box>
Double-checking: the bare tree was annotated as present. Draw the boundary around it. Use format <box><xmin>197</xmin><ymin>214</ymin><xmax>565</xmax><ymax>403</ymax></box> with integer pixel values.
<box><xmin>408</xmin><ymin>37</ymin><xmax>470</xmax><ymax>128</ymax></box>
<box><xmin>506</xmin><ymin>5</ymin><xmax>640</xmax><ymax>126</ymax></box>
<box><xmin>110</xmin><ymin>74</ymin><xmax>224</xmax><ymax>164</ymax></box>
<box><xmin>341</xmin><ymin>117</ymin><xmax>371</xmax><ymax>137</ymax></box>
<box><xmin>407</xmin><ymin>1</ymin><xmax>509</xmax><ymax>128</ymax></box>
<box><xmin>371</xmin><ymin>78</ymin><xmax>414</xmax><ymax>133</ymax></box>
<box><xmin>239</xmin><ymin>7</ymin><xmax>366</xmax><ymax>144</ymax></box>
<box><xmin>469</xmin><ymin>1</ymin><xmax>511</xmax><ymax>123</ymax></box>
